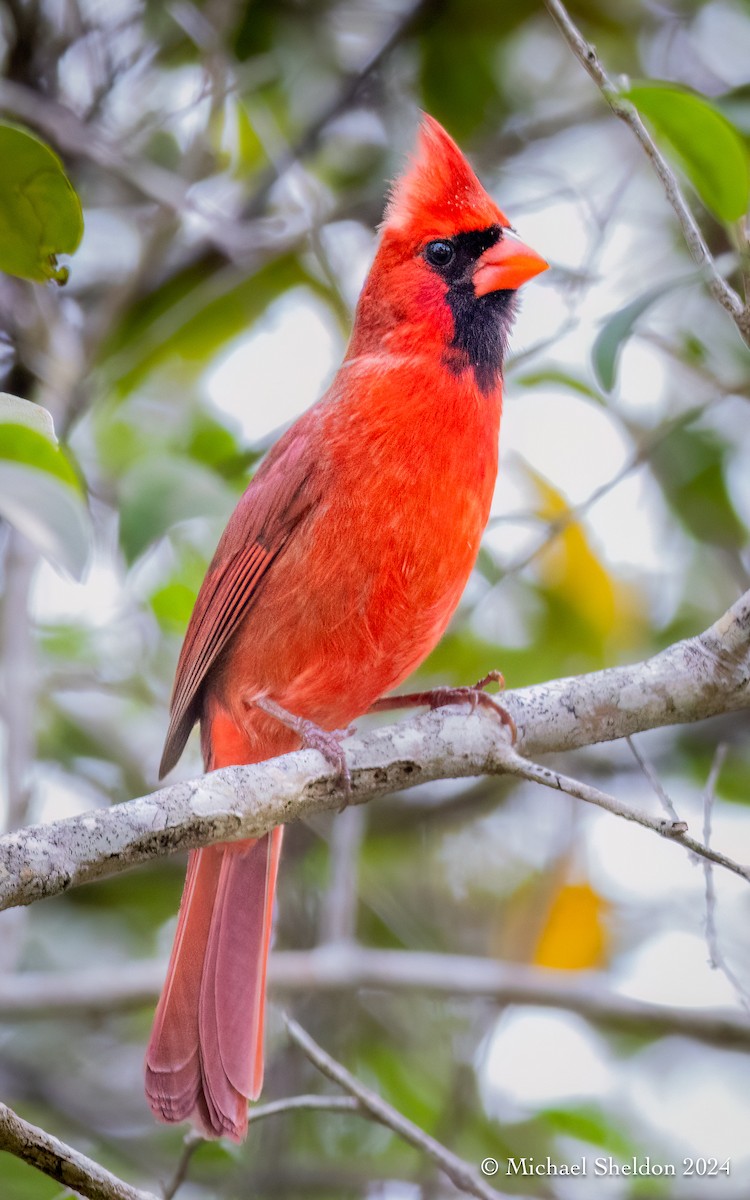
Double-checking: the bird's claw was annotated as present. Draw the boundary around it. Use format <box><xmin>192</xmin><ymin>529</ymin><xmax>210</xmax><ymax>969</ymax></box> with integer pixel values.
<box><xmin>252</xmin><ymin>696</ymin><xmax>354</xmax><ymax>811</ymax></box>
<box><xmin>423</xmin><ymin>673</ymin><xmax>516</xmax><ymax>742</ymax></box>
<box><xmin>297</xmin><ymin>720</ymin><xmax>353</xmax><ymax>812</ymax></box>
<box><xmin>369</xmin><ymin>669</ymin><xmax>516</xmax><ymax>743</ymax></box>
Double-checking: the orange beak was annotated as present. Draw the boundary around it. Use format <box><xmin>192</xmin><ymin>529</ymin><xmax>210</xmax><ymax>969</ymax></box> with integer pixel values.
<box><xmin>473</xmin><ymin>234</ymin><xmax>548</xmax><ymax>296</ymax></box>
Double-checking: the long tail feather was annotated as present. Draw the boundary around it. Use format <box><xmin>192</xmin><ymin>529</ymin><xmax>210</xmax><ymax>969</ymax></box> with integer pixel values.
<box><xmin>145</xmin><ymin>829</ymin><xmax>283</xmax><ymax>1141</ymax></box>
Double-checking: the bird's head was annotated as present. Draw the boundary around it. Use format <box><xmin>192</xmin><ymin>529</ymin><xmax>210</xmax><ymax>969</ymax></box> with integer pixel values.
<box><xmin>350</xmin><ymin>115</ymin><xmax>547</xmax><ymax>394</ymax></box>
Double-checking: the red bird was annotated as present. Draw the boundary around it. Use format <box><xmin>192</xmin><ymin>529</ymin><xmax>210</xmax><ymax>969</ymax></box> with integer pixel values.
<box><xmin>146</xmin><ymin>115</ymin><xmax>547</xmax><ymax>1141</ymax></box>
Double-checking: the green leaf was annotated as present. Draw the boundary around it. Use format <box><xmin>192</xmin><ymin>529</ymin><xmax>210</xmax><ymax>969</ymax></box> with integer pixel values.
<box><xmin>150</xmin><ymin>581</ymin><xmax>198</xmax><ymax>629</ymax></box>
<box><xmin>592</xmin><ymin>282</ymin><xmax>678</xmax><ymax>392</ymax></box>
<box><xmin>0</xmin><ymin>422</ymin><xmax>81</xmax><ymax>491</ymax></box>
<box><xmin>0</xmin><ymin>400</ymin><xmax>91</xmax><ymax>577</ymax></box>
<box><xmin>118</xmin><ymin>454</ymin><xmax>233</xmax><ymax>562</ymax></box>
<box><xmin>514</xmin><ymin>368</ymin><xmax>603</xmax><ymax>402</ymax></box>
<box><xmin>0</xmin><ymin>390</ymin><xmax>83</xmax><ymax>491</ymax></box>
<box><xmin>542</xmin><ymin>1104</ymin><xmax>636</xmax><ymax>1157</ymax></box>
<box><xmin>0</xmin><ymin>391</ymin><xmax>57</xmax><ymax>440</ymax></box>
<box><xmin>0</xmin><ymin>122</ymin><xmax>84</xmax><ymax>284</ymax></box>
<box><xmin>233</xmin><ymin>100</ymin><xmax>265</xmax><ymax>173</ymax></box>
<box><xmin>624</xmin><ymin>82</ymin><xmax>750</xmax><ymax>222</ymax></box>
<box><xmin>186</xmin><ymin>414</ymin><xmax>242</xmax><ymax>471</ymax></box>
<box><xmin>649</xmin><ymin>425</ymin><xmax>746</xmax><ymax>548</ymax></box>
<box><xmin>0</xmin><ymin>462</ymin><xmax>90</xmax><ymax>578</ymax></box>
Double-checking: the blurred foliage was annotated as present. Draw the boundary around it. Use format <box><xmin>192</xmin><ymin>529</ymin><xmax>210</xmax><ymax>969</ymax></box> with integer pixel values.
<box><xmin>591</xmin><ymin>281</ymin><xmax>683</xmax><ymax>392</ymax></box>
<box><xmin>0</xmin><ymin>123</ymin><xmax>83</xmax><ymax>284</ymax></box>
<box><xmin>0</xmin><ymin>395</ymin><xmax>91</xmax><ymax>576</ymax></box>
<box><xmin>0</xmin><ymin>0</ymin><xmax>749</xmax><ymax>1197</ymax></box>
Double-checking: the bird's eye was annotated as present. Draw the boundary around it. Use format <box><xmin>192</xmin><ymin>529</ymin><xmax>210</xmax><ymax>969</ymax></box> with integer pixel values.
<box><xmin>424</xmin><ymin>240</ymin><xmax>455</xmax><ymax>267</ymax></box>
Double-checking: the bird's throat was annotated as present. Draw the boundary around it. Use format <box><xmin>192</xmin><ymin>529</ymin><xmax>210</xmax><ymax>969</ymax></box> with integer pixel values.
<box><xmin>444</xmin><ymin>285</ymin><xmax>517</xmax><ymax>396</ymax></box>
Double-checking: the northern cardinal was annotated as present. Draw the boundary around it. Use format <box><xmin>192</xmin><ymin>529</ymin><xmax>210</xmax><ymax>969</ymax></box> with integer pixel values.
<box><xmin>146</xmin><ymin>114</ymin><xmax>547</xmax><ymax>1140</ymax></box>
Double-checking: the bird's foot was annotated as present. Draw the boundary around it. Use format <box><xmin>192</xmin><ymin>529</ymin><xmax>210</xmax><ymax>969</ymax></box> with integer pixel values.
<box><xmin>253</xmin><ymin>697</ymin><xmax>354</xmax><ymax>810</ymax></box>
<box><xmin>369</xmin><ymin>670</ymin><xmax>516</xmax><ymax>742</ymax></box>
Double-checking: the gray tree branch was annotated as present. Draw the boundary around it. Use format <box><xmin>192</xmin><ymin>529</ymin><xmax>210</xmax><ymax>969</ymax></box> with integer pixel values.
<box><xmin>0</xmin><ymin>589</ymin><xmax>747</xmax><ymax>912</ymax></box>
<box><xmin>0</xmin><ymin>1102</ymin><xmax>158</xmax><ymax>1200</ymax></box>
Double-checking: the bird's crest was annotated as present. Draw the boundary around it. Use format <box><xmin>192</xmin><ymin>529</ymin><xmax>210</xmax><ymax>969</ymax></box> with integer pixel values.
<box><xmin>385</xmin><ymin>114</ymin><xmax>509</xmax><ymax>239</ymax></box>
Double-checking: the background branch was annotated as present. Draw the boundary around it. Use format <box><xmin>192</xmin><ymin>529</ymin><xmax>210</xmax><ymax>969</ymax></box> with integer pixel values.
<box><xmin>319</xmin><ymin>806</ymin><xmax>366</xmax><ymax>945</ymax></box>
<box><xmin>1</xmin><ymin>948</ymin><xmax>748</xmax><ymax>1048</ymax></box>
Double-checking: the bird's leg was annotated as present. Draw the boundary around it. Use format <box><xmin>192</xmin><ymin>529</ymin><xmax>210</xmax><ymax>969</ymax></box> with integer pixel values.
<box><xmin>252</xmin><ymin>696</ymin><xmax>354</xmax><ymax>807</ymax></box>
<box><xmin>369</xmin><ymin>670</ymin><xmax>516</xmax><ymax>742</ymax></box>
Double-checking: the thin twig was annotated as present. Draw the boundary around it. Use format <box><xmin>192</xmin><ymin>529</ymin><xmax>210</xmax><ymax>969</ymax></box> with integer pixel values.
<box><xmin>0</xmin><ymin>78</ymin><xmax>305</xmax><ymax>268</ymax></box>
<box><xmin>285</xmin><ymin>1017</ymin><xmax>503</xmax><ymax>1200</ymax></box>
<box><xmin>0</xmin><ymin>1102</ymin><xmax>158</xmax><ymax>1200</ymax></box>
<box><xmin>496</xmin><ymin>746</ymin><xmax>749</xmax><ymax>883</ymax></box>
<box><xmin>702</xmin><ymin>744</ymin><xmax>750</xmax><ymax>1011</ymax></box>
<box><xmin>496</xmin><ymin>389</ymin><xmax>731</xmax><ymax>579</ymax></box>
<box><xmin>252</xmin><ymin>1094</ymin><xmax>361</xmax><ymax>1123</ymax></box>
<box><xmin>627</xmin><ymin>735</ymin><xmax>684</xmax><ymax>826</ymax></box>
<box><xmin>642</xmin><ymin>330</ymin><xmax>750</xmax><ymax>400</ymax></box>
<box><xmin>241</xmin><ymin>0</ymin><xmax>433</xmax><ymax>222</ymax></box>
<box><xmin>544</xmin><ymin>0</ymin><xmax>750</xmax><ymax>344</ymax></box>
<box><xmin>161</xmin><ymin>1132</ymin><xmax>203</xmax><ymax>1200</ymax></box>
<box><xmin>163</xmin><ymin>1086</ymin><xmax>358</xmax><ymax>1196</ymax></box>
<box><xmin>242</xmin><ymin>98</ymin><xmax>354</xmax><ymax>329</ymax></box>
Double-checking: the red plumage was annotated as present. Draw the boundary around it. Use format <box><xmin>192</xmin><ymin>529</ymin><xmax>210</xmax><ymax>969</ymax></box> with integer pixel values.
<box><xmin>145</xmin><ymin>114</ymin><xmax>546</xmax><ymax>1141</ymax></box>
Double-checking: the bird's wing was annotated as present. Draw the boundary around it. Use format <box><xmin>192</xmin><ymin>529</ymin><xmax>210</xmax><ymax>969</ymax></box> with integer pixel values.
<box><xmin>159</xmin><ymin>420</ymin><xmax>322</xmax><ymax>777</ymax></box>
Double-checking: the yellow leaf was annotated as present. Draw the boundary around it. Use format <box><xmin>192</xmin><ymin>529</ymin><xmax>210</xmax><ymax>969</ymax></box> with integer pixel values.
<box><xmin>234</xmin><ymin>101</ymin><xmax>264</xmax><ymax>173</ymax></box>
<box><xmin>523</xmin><ymin>463</ymin><xmax>640</xmax><ymax>645</ymax></box>
<box><xmin>533</xmin><ymin>882</ymin><xmax>609</xmax><ymax>971</ymax></box>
